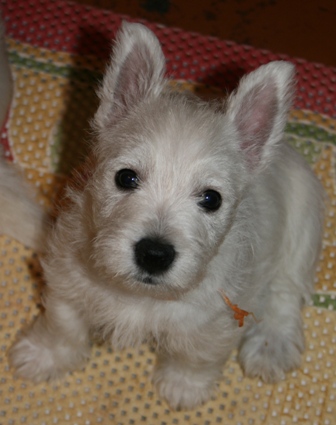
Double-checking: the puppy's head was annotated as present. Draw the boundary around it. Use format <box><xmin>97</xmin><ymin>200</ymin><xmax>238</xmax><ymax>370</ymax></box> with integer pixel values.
<box><xmin>86</xmin><ymin>22</ymin><xmax>294</xmax><ymax>298</ymax></box>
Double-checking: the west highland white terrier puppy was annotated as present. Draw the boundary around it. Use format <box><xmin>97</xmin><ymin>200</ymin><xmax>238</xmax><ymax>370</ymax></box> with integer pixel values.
<box><xmin>2</xmin><ymin>22</ymin><xmax>324</xmax><ymax>409</ymax></box>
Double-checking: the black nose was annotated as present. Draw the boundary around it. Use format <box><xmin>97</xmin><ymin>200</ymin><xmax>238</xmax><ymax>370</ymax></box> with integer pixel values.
<box><xmin>134</xmin><ymin>238</ymin><xmax>176</xmax><ymax>275</ymax></box>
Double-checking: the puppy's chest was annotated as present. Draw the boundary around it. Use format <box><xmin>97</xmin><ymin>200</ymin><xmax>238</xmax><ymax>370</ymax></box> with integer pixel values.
<box><xmin>92</xmin><ymin>293</ymin><xmax>215</xmax><ymax>348</ymax></box>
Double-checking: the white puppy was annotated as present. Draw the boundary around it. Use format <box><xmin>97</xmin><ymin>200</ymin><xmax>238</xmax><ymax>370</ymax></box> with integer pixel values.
<box><xmin>3</xmin><ymin>22</ymin><xmax>324</xmax><ymax>410</ymax></box>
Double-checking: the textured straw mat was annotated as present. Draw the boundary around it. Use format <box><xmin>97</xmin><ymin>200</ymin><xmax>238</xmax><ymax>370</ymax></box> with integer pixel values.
<box><xmin>0</xmin><ymin>1</ymin><xmax>336</xmax><ymax>424</ymax></box>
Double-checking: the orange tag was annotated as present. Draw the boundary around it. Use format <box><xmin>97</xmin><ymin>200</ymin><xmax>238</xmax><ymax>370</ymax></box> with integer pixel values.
<box><xmin>218</xmin><ymin>289</ymin><xmax>259</xmax><ymax>327</ymax></box>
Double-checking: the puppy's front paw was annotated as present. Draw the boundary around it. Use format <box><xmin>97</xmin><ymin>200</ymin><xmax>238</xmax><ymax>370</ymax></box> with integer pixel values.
<box><xmin>153</xmin><ymin>362</ymin><xmax>218</xmax><ymax>410</ymax></box>
<box><xmin>9</xmin><ymin>334</ymin><xmax>63</xmax><ymax>382</ymax></box>
<box><xmin>9</xmin><ymin>325</ymin><xmax>90</xmax><ymax>382</ymax></box>
<box><xmin>239</xmin><ymin>324</ymin><xmax>305</xmax><ymax>383</ymax></box>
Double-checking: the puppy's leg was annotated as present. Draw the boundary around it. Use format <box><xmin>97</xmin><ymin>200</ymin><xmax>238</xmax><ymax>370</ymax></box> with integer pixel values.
<box><xmin>239</xmin><ymin>147</ymin><xmax>323</xmax><ymax>383</ymax></box>
<box><xmin>153</xmin><ymin>354</ymin><xmax>222</xmax><ymax>410</ymax></box>
<box><xmin>9</xmin><ymin>293</ymin><xmax>91</xmax><ymax>382</ymax></box>
<box><xmin>239</xmin><ymin>283</ymin><xmax>305</xmax><ymax>383</ymax></box>
<box><xmin>153</xmin><ymin>348</ymin><xmax>230</xmax><ymax>410</ymax></box>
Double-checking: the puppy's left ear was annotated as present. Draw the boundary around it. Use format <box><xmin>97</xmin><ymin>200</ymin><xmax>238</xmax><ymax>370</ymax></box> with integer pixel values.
<box><xmin>94</xmin><ymin>22</ymin><xmax>166</xmax><ymax>130</ymax></box>
<box><xmin>227</xmin><ymin>61</ymin><xmax>295</xmax><ymax>172</ymax></box>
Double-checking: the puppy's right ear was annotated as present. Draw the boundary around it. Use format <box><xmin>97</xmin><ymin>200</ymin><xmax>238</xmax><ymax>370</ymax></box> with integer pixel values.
<box><xmin>94</xmin><ymin>22</ymin><xmax>166</xmax><ymax>130</ymax></box>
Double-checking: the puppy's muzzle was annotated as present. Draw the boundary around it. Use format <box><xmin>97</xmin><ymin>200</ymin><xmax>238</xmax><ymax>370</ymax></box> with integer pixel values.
<box><xmin>134</xmin><ymin>237</ymin><xmax>176</xmax><ymax>276</ymax></box>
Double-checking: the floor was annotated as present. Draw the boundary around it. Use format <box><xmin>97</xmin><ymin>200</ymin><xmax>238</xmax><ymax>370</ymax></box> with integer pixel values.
<box><xmin>73</xmin><ymin>0</ymin><xmax>336</xmax><ymax>67</ymax></box>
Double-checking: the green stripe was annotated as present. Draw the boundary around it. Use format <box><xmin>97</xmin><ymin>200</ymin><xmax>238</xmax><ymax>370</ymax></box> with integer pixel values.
<box><xmin>7</xmin><ymin>49</ymin><xmax>336</xmax><ymax>147</ymax></box>
<box><xmin>8</xmin><ymin>51</ymin><xmax>102</xmax><ymax>85</ymax></box>
<box><xmin>312</xmin><ymin>293</ymin><xmax>336</xmax><ymax>310</ymax></box>
<box><xmin>286</xmin><ymin>122</ymin><xmax>336</xmax><ymax>145</ymax></box>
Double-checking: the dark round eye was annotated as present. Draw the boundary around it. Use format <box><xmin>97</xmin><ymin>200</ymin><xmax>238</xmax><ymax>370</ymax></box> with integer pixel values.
<box><xmin>115</xmin><ymin>169</ymin><xmax>139</xmax><ymax>190</ymax></box>
<box><xmin>198</xmin><ymin>190</ymin><xmax>222</xmax><ymax>212</ymax></box>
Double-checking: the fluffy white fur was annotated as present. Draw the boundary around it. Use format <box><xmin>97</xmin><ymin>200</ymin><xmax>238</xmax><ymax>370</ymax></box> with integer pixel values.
<box><xmin>3</xmin><ymin>22</ymin><xmax>324</xmax><ymax>410</ymax></box>
<box><xmin>0</xmin><ymin>18</ymin><xmax>45</xmax><ymax>252</ymax></box>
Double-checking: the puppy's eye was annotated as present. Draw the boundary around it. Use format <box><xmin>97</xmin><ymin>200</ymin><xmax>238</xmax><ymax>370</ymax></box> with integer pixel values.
<box><xmin>115</xmin><ymin>169</ymin><xmax>139</xmax><ymax>190</ymax></box>
<box><xmin>198</xmin><ymin>190</ymin><xmax>222</xmax><ymax>212</ymax></box>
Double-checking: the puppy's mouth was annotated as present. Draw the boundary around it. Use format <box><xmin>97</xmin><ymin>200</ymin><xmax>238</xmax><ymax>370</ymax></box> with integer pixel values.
<box><xmin>134</xmin><ymin>269</ymin><xmax>171</xmax><ymax>286</ymax></box>
<box><xmin>140</xmin><ymin>276</ymin><xmax>156</xmax><ymax>285</ymax></box>
<box><xmin>132</xmin><ymin>273</ymin><xmax>183</xmax><ymax>301</ymax></box>
<box><xmin>133</xmin><ymin>272</ymin><xmax>167</xmax><ymax>286</ymax></box>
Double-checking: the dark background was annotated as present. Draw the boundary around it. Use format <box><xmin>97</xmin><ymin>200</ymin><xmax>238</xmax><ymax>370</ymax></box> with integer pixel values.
<box><xmin>73</xmin><ymin>0</ymin><xmax>336</xmax><ymax>67</ymax></box>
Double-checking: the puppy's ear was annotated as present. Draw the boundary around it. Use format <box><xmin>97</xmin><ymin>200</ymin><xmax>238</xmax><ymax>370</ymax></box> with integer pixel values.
<box><xmin>94</xmin><ymin>22</ymin><xmax>166</xmax><ymax>130</ymax></box>
<box><xmin>227</xmin><ymin>61</ymin><xmax>295</xmax><ymax>172</ymax></box>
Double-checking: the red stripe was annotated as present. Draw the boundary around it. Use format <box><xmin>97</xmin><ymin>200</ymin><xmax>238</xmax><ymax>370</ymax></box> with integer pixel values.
<box><xmin>1</xmin><ymin>0</ymin><xmax>336</xmax><ymax>117</ymax></box>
